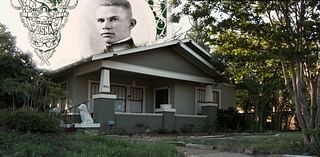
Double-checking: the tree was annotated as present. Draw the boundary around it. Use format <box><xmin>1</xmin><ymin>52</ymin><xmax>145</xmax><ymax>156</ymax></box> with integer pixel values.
<box><xmin>0</xmin><ymin>23</ymin><xmax>65</xmax><ymax>111</ymax></box>
<box><xmin>174</xmin><ymin>0</ymin><xmax>320</xmax><ymax>153</ymax></box>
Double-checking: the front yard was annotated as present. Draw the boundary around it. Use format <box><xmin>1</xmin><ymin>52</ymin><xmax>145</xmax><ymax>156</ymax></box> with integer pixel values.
<box><xmin>0</xmin><ymin>132</ymin><xmax>178</xmax><ymax>157</ymax></box>
<box><xmin>0</xmin><ymin>131</ymin><xmax>315</xmax><ymax>156</ymax></box>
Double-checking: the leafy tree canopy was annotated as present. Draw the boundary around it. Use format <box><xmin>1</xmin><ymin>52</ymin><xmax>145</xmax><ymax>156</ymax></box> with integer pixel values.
<box><xmin>174</xmin><ymin>0</ymin><xmax>320</xmax><ymax>153</ymax></box>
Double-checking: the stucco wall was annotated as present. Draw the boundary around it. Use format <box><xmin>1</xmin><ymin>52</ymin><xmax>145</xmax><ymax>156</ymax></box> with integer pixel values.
<box><xmin>173</xmin><ymin>83</ymin><xmax>197</xmax><ymax>115</ymax></box>
<box><xmin>216</xmin><ymin>83</ymin><xmax>236</xmax><ymax>110</ymax></box>
<box><xmin>114</xmin><ymin>113</ymin><xmax>208</xmax><ymax>133</ymax></box>
<box><xmin>175</xmin><ymin>115</ymin><xmax>207</xmax><ymax>132</ymax></box>
<box><xmin>115</xmin><ymin>113</ymin><xmax>163</xmax><ymax>133</ymax></box>
<box><xmin>70</xmin><ymin>76</ymin><xmax>88</xmax><ymax>106</ymax></box>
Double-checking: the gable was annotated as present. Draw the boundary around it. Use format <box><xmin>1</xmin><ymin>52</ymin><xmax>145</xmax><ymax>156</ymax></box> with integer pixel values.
<box><xmin>110</xmin><ymin>47</ymin><xmax>210</xmax><ymax>77</ymax></box>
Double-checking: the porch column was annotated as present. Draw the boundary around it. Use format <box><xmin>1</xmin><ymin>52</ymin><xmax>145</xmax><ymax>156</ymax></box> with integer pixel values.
<box><xmin>201</xmin><ymin>84</ymin><xmax>217</xmax><ymax>132</ymax></box>
<box><xmin>205</xmin><ymin>84</ymin><xmax>214</xmax><ymax>105</ymax></box>
<box><xmin>99</xmin><ymin>68</ymin><xmax>110</xmax><ymax>93</ymax></box>
<box><xmin>93</xmin><ymin>68</ymin><xmax>117</xmax><ymax>133</ymax></box>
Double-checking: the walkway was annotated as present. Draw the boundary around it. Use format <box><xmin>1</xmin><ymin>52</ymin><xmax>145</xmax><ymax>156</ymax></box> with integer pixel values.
<box><xmin>177</xmin><ymin>146</ymin><xmax>254</xmax><ymax>157</ymax></box>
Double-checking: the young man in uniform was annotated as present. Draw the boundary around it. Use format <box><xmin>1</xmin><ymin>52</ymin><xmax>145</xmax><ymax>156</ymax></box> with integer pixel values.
<box><xmin>96</xmin><ymin>0</ymin><xmax>137</xmax><ymax>52</ymax></box>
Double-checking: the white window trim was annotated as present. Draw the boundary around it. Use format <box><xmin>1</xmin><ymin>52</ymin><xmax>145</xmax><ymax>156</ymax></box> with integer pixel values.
<box><xmin>195</xmin><ymin>87</ymin><xmax>221</xmax><ymax>114</ymax></box>
<box><xmin>154</xmin><ymin>87</ymin><xmax>171</xmax><ymax>112</ymax></box>
<box><xmin>214</xmin><ymin>89</ymin><xmax>221</xmax><ymax>109</ymax></box>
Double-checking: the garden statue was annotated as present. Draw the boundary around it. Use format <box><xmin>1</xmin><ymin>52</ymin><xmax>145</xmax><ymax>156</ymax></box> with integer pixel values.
<box><xmin>78</xmin><ymin>104</ymin><xmax>94</xmax><ymax>124</ymax></box>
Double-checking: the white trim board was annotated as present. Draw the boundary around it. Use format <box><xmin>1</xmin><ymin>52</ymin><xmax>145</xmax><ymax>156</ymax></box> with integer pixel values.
<box><xmin>102</xmin><ymin>60</ymin><xmax>214</xmax><ymax>84</ymax></box>
<box><xmin>179</xmin><ymin>42</ymin><xmax>215</xmax><ymax>70</ymax></box>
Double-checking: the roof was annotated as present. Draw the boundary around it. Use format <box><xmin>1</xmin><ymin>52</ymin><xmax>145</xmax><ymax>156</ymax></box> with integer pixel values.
<box><xmin>92</xmin><ymin>39</ymin><xmax>212</xmax><ymax>61</ymax></box>
<box><xmin>50</xmin><ymin>39</ymin><xmax>221</xmax><ymax>78</ymax></box>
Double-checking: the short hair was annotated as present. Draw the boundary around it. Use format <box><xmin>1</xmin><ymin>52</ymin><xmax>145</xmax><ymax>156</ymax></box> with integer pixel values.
<box><xmin>98</xmin><ymin>0</ymin><xmax>133</xmax><ymax>16</ymax></box>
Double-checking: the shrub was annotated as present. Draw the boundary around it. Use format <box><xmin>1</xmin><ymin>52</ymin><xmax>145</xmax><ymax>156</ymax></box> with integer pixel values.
<box><xmin>6</xmin><ymin>110</ymin><xmax>62</xmax><ymax>133</ymax></box>
<box><xmin>216</xmin><ymin>107</ymin><xmax>244</xmax><ymax>132</ymax></box>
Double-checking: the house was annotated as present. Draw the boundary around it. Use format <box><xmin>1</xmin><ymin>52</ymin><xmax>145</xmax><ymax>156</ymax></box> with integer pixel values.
<box><xmin>52</xmin><ymin>39</ymin><xmax>236</xmax><ymax>133</ymax></box>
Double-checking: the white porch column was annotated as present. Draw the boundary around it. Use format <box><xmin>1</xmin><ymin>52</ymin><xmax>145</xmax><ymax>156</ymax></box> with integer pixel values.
<box><xmin>205</xmin><ymin>84</ymin><xmax>214</xmax><ymax>104</ymax></box>
<box><xmin>99</xmin><ymin>69</ymin><xmax>110</xmax><ymax>93</ymax></box>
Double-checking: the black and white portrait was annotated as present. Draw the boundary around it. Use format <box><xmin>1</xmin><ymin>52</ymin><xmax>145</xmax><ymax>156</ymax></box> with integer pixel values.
<box><xmin>95</xmin><ymin>0</ymin><xmax>137</xmax><ymax>52</ymax></box>
<box><xmin>1</xmin><ymin>0</ymin><xmax>168</xmax><ymax>69</ymax></box>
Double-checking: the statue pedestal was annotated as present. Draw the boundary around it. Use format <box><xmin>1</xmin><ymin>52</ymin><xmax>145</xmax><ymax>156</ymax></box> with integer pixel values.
<box><xmin>73</xmin><ymin>123</ymin><xmax>101</xmax><ymax>133</ymax></box>
<box><xmin>74</xmin><ymin>123</ymin><xmax>101</xmax><ymax>128</ymax></box>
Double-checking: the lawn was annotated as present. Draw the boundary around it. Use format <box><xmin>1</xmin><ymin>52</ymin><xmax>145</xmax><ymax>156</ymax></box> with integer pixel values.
<box><xmin>0</xmin><ymin>131</ymin><xmax>313</xmax><ymax>156</ymax></box>
<box><xmin>0</xmin><ymin>132</ymin><xmax>178</xmax><ymax>157</ymax></box>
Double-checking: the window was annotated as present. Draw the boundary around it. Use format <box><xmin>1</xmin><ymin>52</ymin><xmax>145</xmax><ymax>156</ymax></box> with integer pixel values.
<box><xmin>212</xmin><ymin>90</ymin><xmax>220</xmax><ymax>105</ymax></box>
<box><xmin>196</xmin><ymin>88</ymin><xmax>221</xmax><ymax>114</ymax></box>
<box><xmin>89</xmin><ymin>81</ymin><xmax>144</xmax><ymax>113</ymax></box>
<box><xmin>111</xmin><ymin>85</ymin><xmax>127</xmax><ymax>112</ymax></box>
<box><xmin>128</xmin><ymin>87</ymin><xmax>143</xmax><ymax>113</ymax></box>
<box><xmin>155</xmin><ymin>88</ymin><xmax>170</xmax><ymax>109</ymax></box>
<box><xmin>196</xmin><ymin>89</ymin><xmax>206</xmax><ymax>103</ymax></box>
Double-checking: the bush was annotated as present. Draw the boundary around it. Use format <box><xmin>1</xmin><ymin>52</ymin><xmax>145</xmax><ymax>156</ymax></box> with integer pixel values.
<box><xmin>216</xmin><ymin>107</ymin><xmax>244</xmax><ymax>132</ymax></box>
<box><xmin>6</xmin><ymin>110</ymin><xmax>62</xmax><ymax>133</ymax></box>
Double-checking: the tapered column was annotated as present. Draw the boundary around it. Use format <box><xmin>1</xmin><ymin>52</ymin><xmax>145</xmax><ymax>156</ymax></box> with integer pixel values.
<box><xmin>205</xmin><ymin>84</ymin><xmax>214</xmax><ymax>104</ymax></box>
<box><xmin>93</xmin><ymin>68</ymin><xmax>117</xmax><ymax>133</ymax></box>
<box><xmin>99</xmin><ymin>68</ymin><xmax>110</xmax><ymax>93</ymax></box>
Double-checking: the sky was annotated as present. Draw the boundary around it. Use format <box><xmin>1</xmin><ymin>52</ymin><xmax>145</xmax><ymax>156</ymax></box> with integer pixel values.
<box><xmin>0</xmin><ymin>0</ymin><xmax>191</xmax><ymax>70</ymax></box>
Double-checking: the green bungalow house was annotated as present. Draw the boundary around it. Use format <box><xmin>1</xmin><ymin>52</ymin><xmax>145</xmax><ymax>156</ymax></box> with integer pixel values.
<box><xmin>52</xmin><ymin>39</ymin><xmax>236</xmax><ymax>133</ymax></box>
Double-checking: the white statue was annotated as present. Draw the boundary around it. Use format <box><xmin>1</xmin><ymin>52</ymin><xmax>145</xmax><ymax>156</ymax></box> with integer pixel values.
<box><xmin>78</xmin><ymin>104</ymin><xmax>94</xmax><ymax>124</ymax></box>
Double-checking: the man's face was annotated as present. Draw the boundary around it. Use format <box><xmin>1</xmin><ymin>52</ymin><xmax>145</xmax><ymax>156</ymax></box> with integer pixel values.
<box><xmin>96</xmin><ymin>6</ymin><xmax>135</xmax><ymax>45</ymax></box>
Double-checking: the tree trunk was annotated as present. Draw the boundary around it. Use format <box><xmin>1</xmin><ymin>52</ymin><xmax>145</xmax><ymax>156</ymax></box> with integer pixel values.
<box><xmin>12</xmin><ymin>95</ymin><xmax>15</xmax><ymax>111</ymax></box>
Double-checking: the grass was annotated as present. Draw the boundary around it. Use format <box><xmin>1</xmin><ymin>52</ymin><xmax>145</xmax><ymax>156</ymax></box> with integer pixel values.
<box><xmin>0</xmin><ymin>131</ymin><xmax>312</xmax><ymax>156</ymax></box>
<box><xmin>0</xmin><ymin>132</ymin><xmax>178</xmax><ymax>157</ymax></box>
<box><xmin>176</xmin><ymin>132</ymin><xmax>308</xmax><ymax>155</ymax></box>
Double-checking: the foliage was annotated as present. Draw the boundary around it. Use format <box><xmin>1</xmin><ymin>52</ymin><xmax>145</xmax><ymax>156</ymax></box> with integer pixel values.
<box><xmin>0</xmin><ymin>133</ymin><xmax>178</xmax><ymax>157</ymax></box>
<box><xmin>216</xmin><ymin>108</ymin><xmax>244</xmax><ymax>132</ymax></box>
<box><xmin>4</xmin><ymin>110</ymin><xmax>62</xmax><ymax>133</ymax></box>
<box><xmin>0</xmin><ymin>133</ymin><xmax>67</xmax><ymax>157</ymax></box>
<box><xmin>174</xmin><ymin>0</ymin><xmax>320</xmax><ymax>153</ymax></box>
<box><xmin>0</xmin><ymin>23</ymin><xmax>65</xmax><ymax>111</ymax></box>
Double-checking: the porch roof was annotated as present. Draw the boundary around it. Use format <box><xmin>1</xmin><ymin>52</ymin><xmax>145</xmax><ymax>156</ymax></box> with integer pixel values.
<box><xmin>50</xmin><ymin>39</ymin><xmax>222</xmax><ymax>84</ymax></box>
